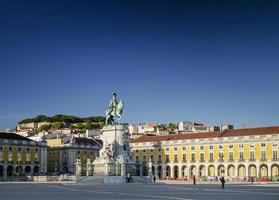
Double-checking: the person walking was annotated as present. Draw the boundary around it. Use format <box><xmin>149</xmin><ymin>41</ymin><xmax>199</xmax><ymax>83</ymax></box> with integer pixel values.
<box><xmin>153</xmin><ymin>175</ymin><xmax>156</xmax><ymax>183</ymax></box>
<box><xmin>220</xmin><ymin>176</ymin><xmax>225</xmax><ymax>189</ymax></box>
<box><xmin>193</xmin><ymin>175</ymin><xmax>196</xmax><ymax>185</ymax></box>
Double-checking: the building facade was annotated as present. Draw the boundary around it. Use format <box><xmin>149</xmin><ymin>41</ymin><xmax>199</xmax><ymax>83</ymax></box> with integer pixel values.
<box><xmin>131</xmin><ymin>126</ymin><xmax>279</xmax><ymax>181</ymax></box>
<box><xmin>0</xmin><ymin>132</ymin><xmax>47</xmax><ymax>180</ymax></box>
<box><xmin>47</xmin><ymin>136</ymin><xmax>102</xmax><ymax>175</ymax></box>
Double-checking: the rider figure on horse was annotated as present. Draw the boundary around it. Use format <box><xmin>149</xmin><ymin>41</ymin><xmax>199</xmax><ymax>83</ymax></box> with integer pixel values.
<box><xmin>105</xmin><ymin>92</ymin><xmax>124</xmax><ymax>125</ymax></box>
<box><xmin>108</xmin><ymin>92</ymin><xmax>118</xmax><ymax>116</ymax></box>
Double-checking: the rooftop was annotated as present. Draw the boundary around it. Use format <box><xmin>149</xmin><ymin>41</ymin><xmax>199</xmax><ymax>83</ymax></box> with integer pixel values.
<box><xmin>0</xmin><ymin>132</ymin><xmax>32</xmax><ymax>141</ymax></box>
<box><xmin>131</xmin><ymin>126</ymin><xmax>279</xmax><ymax>143</ymax></box>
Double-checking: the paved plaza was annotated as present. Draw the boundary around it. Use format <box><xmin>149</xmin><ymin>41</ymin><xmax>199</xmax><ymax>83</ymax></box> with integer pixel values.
<box><xmin>0</xmin><ymin>183</ymin><xmax>278</xmax><ymax>200</ymax></box>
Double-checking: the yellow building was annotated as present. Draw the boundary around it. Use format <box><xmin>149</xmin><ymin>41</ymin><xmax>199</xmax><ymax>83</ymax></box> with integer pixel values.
<box><xmin>47</xmin><ymin>136</ymin><xmax>102</xmax><ymax>175</ymax></box>
<box><xmin>0</xmin><ymin>132</ymin><xmax>47</xmax><ymax>180</ymax></box>
<box><xmin>131</xmin><ymin>126</ymin><xmax>279</xmax><ymax>181</ymax></box>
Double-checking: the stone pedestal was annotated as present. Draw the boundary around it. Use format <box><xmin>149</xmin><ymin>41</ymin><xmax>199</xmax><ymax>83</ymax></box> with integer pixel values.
<box><xmin>93</xmin><ymin>124</ymin><xmax>135</xmax><ymax>176</ymax></box>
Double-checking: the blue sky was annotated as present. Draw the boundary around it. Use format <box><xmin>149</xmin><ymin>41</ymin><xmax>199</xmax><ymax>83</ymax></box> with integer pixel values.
<box><xmin>0</xmin><ymin>0</ymin><xmax>278</xmax><ymax>129</ymax></box>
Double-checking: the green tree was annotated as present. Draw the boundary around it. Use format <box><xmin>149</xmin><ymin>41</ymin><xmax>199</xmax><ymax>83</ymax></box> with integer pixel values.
<box><xmin>37</xmin><ymin>124</ymin><xmax>52</xmax><ymax>133</ymax></box>
<box><xmin>52</xmin><ymin>122</ymin><xmax>65</xmax><ymax>130</ymax></box>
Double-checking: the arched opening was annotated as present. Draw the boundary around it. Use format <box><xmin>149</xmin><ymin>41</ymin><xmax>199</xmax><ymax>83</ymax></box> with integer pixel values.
<box><xmin>173</xmin><ymin>165</ymin><xmax>179</xmax><ymax>179</ymax></box>
<box><xmin>208</xmin><ymin>165</ymin><xmax>215</xmax><ymax>176</ymax></box>
<box><xmin>157</xmin><ymin>165</ymin><xmax>162</xmax><ymax>178</ymax></box>
<box><xmin>152</xmin><ymin>166</ymin><xmax>155</xmax><ymax>176</ymax></box>
<box><xmin>271</xmin><ymin>164</ymin><xmax>279</xmax><ymax>179</ymax></box>
<box><xmin>227</xmin><ymin>165</ymin><xmax>235</xmax><ymax>177</ymax></box>
<box><xmin>0</xmin><ymin>165</ymin><xmax>4</xmax><ymax>177</ymax></box>
<box><xmin>7</xmin><ymin>165</ymin><xmax>13</xmax><ymax>177</ymax></box>
<box><xmin>218</xmin><ymin>165</ymin><xmax>225</xmax><ymax>176</ymax></box>
<box><xmin>182</xmin><ymin>166</ymin><xmax>187</xmax><ymax>178</ymax></box>
<box><xmin>248</xmin><ymin>164</ymin><xmax>257</xmax><ymax>177</ymax></box>
<box><xmin>142</xmin><ymin>165</ymin><xmax>148</xmax><ymax>176</ymax></box>
<box><xmin>166</xmin><ymin>165</ymin><xmax>171</xmax><ymax>178</ymax></box>
<box><xmin>63</xmin><ymin>167</ymin><xmax>68</xmax><ymax>173</ymax></box>
<box><xmin>33</xmin><ymin>166</ymin><xmax>39</xmax><ymax>173</ymax></box>
<box><xmin>199</xmin><ymin>165</ymin><xmax>205</xmax><ymax>177</ymax></box>
<box><xmin>238</xmin><ymin>164</ymin><xmax>246</xmax><ymax>177</ymax></box>
<box><xmin>189</xmin><ymin>165</ymin><xmax>196</xmax><ymax>177</ymax></box>
<box><xmin>25</xmin><ymin>166</ymin><xmax>31</xmax><ymax>174</ymax></box>
<box><xmin>16</xmin><ymin>166</ymin><xmax>23</xmax><ymax>175</ymax></box>
<box><xmin>135</xmin><ymin>164</ymin><xmax>141</xmax><ymax>176</ymax></box>
<box><xmin>259</xmin><ymin>164</ymin><xmax>268</xmax><ymax>178</ymax></box>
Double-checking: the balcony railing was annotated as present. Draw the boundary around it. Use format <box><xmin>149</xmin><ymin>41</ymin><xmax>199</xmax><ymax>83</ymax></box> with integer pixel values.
<box><xmin>190</xmin><ymin>160</ymin><xmax>196</xmax><ymax>163</ymax></box>
<box><xmin>218</xmin><ymin>159</ymin><xmax>224</xmax><ymax>162</ymax></box>
<box><xmin>272</xmin><ymin>158</ymin><xmax>278</xmax><ymax>161</ymax></box>
<box><xmin>249</xmin><ymin>158</ymin><xmax>256</xmax><ymax>162</ymax></box>
<box><xmin>260</xmin><ymin>158</ymin><xmax>267</xmax><ymax>162</ymax></box>
<box><xmin>238</xmin><ymin>159</ymin><xmax>245</xmax><ymax>162</ymax></box>
<box><xmin>199</xmin><ymin>159</ymin><xmax>205</xmax><ymax>163</ymax></box>
<box><xmin>209</xmin><ymin>159</ymin><xmax>214</xmax><ymax>163</ymax></box>
<box><xmin>228</xmin><ymin>159</ymin><xmax>234</xmax><ymax>162</ymax></box>
<box><xmin>174</xmin><ymin>159</ymin><xmax>178</xmax><ymax>163</ymax></box>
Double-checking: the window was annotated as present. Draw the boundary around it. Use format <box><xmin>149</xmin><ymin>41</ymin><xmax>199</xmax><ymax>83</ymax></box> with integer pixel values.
<box><xmin>77</xmin><ymin>151</ymin><xmax>80</xmax><ymax>154</ymax></box>
<box><xmin>35</xmin><ymin>148</ymin><xmax>39</xmax><ymax>152</ymax></box>
<box><xmin>174</xmin><ymin>147</ymin><xmax>177</xmax><ymax>151</ymax></box>
<box><xmin>239</xmin><ymin>152</ymin><xmax>244</xmax><ymax>160</ymax></box>
<box><xmin>200</xmin><ymin>153</ymin><xmax>204</xmax><ymax>161</ymax></box>
<box><xmin>191</xmin><ymin>153</ymin><xmax>195</xmax><ymax>161</ymax></box>
<box><xmin>210</xmin><ymin>145</ymin><xmax>214</xmax><ymax>150</ymax></box>
<box><xmin>150</xmin><ymin>154</ymin><xmax>154</xmax><ymax>161</ymax></box>
<box><xmin>229</xmin><ymin>152</ymin><xmax>234</xmax><ymax>160</ymax></box>
<box><xmin>239</xmin><ymin>144</ymin><xmax>244</xmax><ymax>149</ymax></box>
<box><xmin>229</xmin><ymin>144</ymin><xmax>233</xmax><ymax>149</ymax></box>
<box><xmin>158</xmin><ymin>154</ymin><xmax>162</xmax><ymax>162</ymax></box>
<box><xmin>174</xmin><ymin>154</ymin><xmax>178</xmax><ymax>162</ymax></box>
<box><xmin>136</xmin><ymin>149</ymin><xmax>139</xmax><ymax>153</ymax></box>
<box><xmin>273</xmin><ymin>151</ymin><xmax>278</xmax><ymax>160</ymax></box>
<box><xmin>166</xmin><ymin>148</ymin><xmax>169</xmax><ymax>151</ymax></box>
<box><xmin>27</xmin><ymin>148</ymin><xmax>30</xmax><ymax>152</ymax></box>
<box><xmin>219</xmin><ymin>145</ymin><xmax>223</xmax><ymax>149</ymax></box>
<box><xmin>143</xmin><ymin>155</ymin><xmax>146</xmax><ymax>162</ymax></box>
<box><xmin>200</xmin><ymin>146</ymin><xmax>204</xmax><ymax>150</ymax></box>
<box><xmin>210</xmin><ymin>153</ymin><xmax>214</xmax><ymax>161</ymax></box>
<box><xmin>219</xmin><ymin>152</ymin><xmax>224</xmax><ymax>160</ymax></box>
<box><xmin>261</xmin><ymin>143</ymin><xmax>266</xmax><ymax>148</ymax></box>
<box><xmin>158</xmin><ymin>148</ymin><xmax>161</xmax><ymax>152</ymax></box>
<box><xmin>261</xmin><ymin>151</ymin><xmax>266</xmax><ymax>160</ymax></box>
<box><xmin>136</xmin><ymin>156</ymin><xmax>139</xmax><ymax>161</ymax></box>
<box><xmin>0</xmin><ymin>146</ymin><xmax>2</xmax><ymax>151</ymax></box>
<box><xmin>183</xmin><ymin>154</ymin><xmax>186</xmax><ymax>162</ymax></box>
<box><xmin>18</xmin><ymin>147</ymin><xmax>22</xmax><ymax>152</ymax></box>
<box><xmin>250</xmin><ymin>144</ymin><xmax>255</xmax><ymax>148</ymax></box>
<box><xmin>191</xmin><ymin>146</ymin><xmax>195</xmax><ymax>151</ymax></box>
<box><xmin>143</xmin><ymin>149</ymin><xmax>146</xmax><ymax>153</ymax></box>
<box><xmin>8</xmin><ymin>146</ymin><xmax>12</xmax><ymax>151</ymax></box>
<box><xmin>183</xmin><ymin>147</ymin><xmax>186</xmax><ymax>151</ymax></box>
<box><xmin>273</xmin><ymin>143</ymin><xmax>278</xmax><ymax>148</ymax></box>
<box><xmin>150</xmin><ymin>149</ymin><xmax>153</xmax><ymax>153</ymax></box>
<box><xmin>165</xmin><ymin>154</ymin><xmax>170</xmax><ymax>162</ymax></box>
<box><xmin>250</xmin><ymin>151</ymin><xmax>254</xmax><ymax>160</ymax></box>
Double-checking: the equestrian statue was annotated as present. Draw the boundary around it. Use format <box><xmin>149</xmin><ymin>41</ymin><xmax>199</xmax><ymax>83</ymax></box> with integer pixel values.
<box><xmin>105</xmin><ymin>92</ymin><xmax>124</xmax><ymax>125</ymax></box>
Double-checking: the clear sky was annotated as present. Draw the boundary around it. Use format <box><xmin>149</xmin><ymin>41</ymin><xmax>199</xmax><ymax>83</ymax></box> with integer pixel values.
<box><xmin>0</xmin><ymin>0</ymin><xmax>278</xmax><ymax>129</ymax></box>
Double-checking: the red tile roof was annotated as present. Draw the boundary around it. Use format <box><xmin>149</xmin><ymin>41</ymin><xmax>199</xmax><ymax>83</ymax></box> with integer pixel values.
<box><xmin>131</xmin><ymin>126</ymin><xmax>279</xmax><ymax>143</ymax></box>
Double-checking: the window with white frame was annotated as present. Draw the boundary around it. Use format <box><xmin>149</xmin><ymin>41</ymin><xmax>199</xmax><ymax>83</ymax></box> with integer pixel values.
<box><xmin>239</xmin><ymin>152</ymin><xmax>244</xmax><ymax>160</ymax></box>
<box><xmin>273</xmin><ymin>151</ymin><xmax>278</xmax><ymax>160</ymax></box>
<box><xmin>261</xmin><ymin>151</ymin><xmax>266</xmax><ymax>160</ymax></box>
